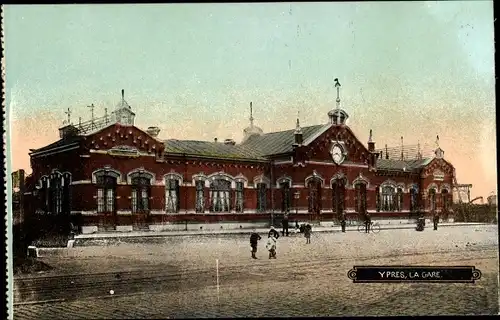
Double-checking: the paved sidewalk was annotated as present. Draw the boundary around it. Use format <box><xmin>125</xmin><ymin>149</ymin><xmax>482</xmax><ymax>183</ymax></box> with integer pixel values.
<box><xmin>74</xmin><ymin>222</ymin><xmax>492</xmax><ymax>240</ymax></box>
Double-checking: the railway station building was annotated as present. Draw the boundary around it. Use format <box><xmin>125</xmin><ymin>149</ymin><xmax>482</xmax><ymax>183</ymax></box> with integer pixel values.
<box><xmin>23</xmin><ymin>87</ymin><xmax>456</xmax><ymax>234</ymax></box>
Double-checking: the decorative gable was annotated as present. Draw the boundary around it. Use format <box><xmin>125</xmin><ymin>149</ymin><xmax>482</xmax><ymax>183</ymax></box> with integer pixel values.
<box><xmin>305</xmin><ymin>125</ymin><xmax>371</xmax><ymax>165</ymax></box>
<box><xmin>83</xmin><ymin>123</ymin><xmax>165</xmax><ymax>155</ymax></box>
<box><xmin>422</xmin><ymin>158</ymin><xmax>454</xmax><ymax>178</ymax></box>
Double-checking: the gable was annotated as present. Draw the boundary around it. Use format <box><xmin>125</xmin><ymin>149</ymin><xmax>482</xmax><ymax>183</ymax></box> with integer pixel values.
<box><xmin>83</xmin><ymin>123</ymin><xmax>165</xmax><ymax>155</ymax></box>
<box><xmin>422</xmin><ymin>157</ymin><xmax>454</xmax><ymax>178</ymax></box>
<box><xmin>305</xmin><ymin>125</ymin><xmax>372</xmax><ymax>164</ymax></box>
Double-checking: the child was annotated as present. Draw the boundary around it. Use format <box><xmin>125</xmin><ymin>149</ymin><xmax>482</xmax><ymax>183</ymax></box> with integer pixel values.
<box><xmin>304</xmin><ymin>223</ymin><xmax>312</xmax><ymax>244</ymax></box>
<box><xmin>249</xmin><ymin>229</ymin><xmax>262</xmax><ymax>259</ymax></box>
<box><xmin>266</xmin><ymin>235</ymin><xmax>277</xmax><ymax>259</ymax></box>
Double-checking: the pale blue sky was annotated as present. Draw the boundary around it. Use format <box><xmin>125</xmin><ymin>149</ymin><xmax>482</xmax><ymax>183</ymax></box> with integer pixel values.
<box><xmin>5</xmin><ymin>2</ymin><xmax>496</xmax><ymax>197</ymax></box>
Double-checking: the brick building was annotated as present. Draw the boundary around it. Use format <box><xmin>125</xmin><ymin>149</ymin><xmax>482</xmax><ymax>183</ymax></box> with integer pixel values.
<box><xmin>23</xmin><ymin>86</ymin><xmax>455</xmax><ymax>234</ymax></box>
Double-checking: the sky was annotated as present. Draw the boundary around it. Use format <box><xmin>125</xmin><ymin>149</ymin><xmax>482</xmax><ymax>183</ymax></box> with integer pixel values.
<box><xmin>5</xmin><ymin>2</ymin><xmax>496</xmax><ymax>199</ymax></box>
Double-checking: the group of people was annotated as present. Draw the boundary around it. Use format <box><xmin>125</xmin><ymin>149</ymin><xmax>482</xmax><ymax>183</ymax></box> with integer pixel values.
<box><xmin>249</xmin><ymin>222</ymin><xmax>312</xmax><ymax>260</ymax></box>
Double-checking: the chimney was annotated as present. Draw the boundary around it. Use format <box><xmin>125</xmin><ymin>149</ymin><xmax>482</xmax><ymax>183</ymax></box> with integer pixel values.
<box><xmin>385</xmin><ymin>144</ymin><xmax>389</xmax><ymax>159</ymax></box>
<box><xmin>59</xmin><ymin>124</ymin><xmax>79</xmax><ymax>139</ymax></box>
<box><xmin>367</xmin><ymin>129</ymin><xmax>375</xmax><ymax>152</ymax></box>
<box><xmin>146</xmin><ymin>126</ymin><xmax>161</xmax><ymax>138</ymax></box>
<box><xmin>214</xmin><ymin>138</ymin><xmax>218</xmax><ymax>143</ymax></box>
<box><xmin>293</xmin><ymin>116</ymin><xmax>303</xmax><ymax>147</ymax></box>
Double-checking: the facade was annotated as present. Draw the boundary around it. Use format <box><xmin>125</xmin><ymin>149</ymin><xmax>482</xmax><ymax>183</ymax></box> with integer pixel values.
<box><xmin>23</xmin><ymin>87</ymin><xmax>456</xmax><ymax>234</ymax></box>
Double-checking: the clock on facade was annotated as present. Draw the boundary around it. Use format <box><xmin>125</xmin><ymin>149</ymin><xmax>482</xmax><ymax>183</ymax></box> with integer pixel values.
<box><xmin>330</xmin><ymin>143</ymin><xmax>345</xmax><ymax>165</ymax></box>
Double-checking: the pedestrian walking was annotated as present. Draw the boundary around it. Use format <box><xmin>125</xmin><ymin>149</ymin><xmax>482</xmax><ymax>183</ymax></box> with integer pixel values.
<box><xmin>304</xmin><ymin>223</ymin><xmax>312</xmax><ymax>244</ymax></box>
<box><xmin>364</xmin><ymin>212</ymin><xmax>371</xmax><ymax>233</ymax></box>
<box><xmin>340</xmin><ymin>212</ymin><xmax>346</xmax><ymax>233</ymax></box>
<box><xmin>433</xmin><ymin>212</ymin><xmax>439</xmax><ymax>230</ymax></box>
<box><xmin>266</xmin><ymin>235</ymin><xmax>277</xmax><ymax>259</ymax></box>
<box><xmin>249</xmin><ymin>229</ymin><xmax>262</xmax><ymax>259</ymax></box>
<box><xmin>268</xmin><ymin>226</ymin><xmax>280</xmax><ymax>239</ymax></box>
<box><xmin>282</xmin><ymin>211</ymin><xmax>290</xmax><ymax>236</ymax></box>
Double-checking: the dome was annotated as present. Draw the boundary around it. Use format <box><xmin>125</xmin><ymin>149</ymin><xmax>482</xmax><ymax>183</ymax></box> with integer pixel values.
<box><xmin>243</xmin><ymin>124</ymin><xmax>264</xmax><ymax>140</ymax></box>
<box><xmin>328</xmin><ymin>108</ymin><xmax>349</xmax><ymax>125</ymax></box>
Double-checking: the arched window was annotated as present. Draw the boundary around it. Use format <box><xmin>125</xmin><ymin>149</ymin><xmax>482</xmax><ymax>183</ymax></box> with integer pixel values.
<box><xmin>396</xmin><ymin>188</ymin><xmax>404</xmax><ymax>211</ymax></box>
<box><xmin>96</xmin><ymin>174</ymin><xmax>117</xmax><ymax>213</ymax></box>
<box><xmin>62</xmin><ymin>172</ymin><xmax>71</xmax><ymax>214</ymax></box>
<box><xmin>165</xmin><ymin>178</ymin><xmax>180</xmax><ymax>213</ymax></box>
<box><xmin>280</xmin><ymin>182</ymin><xmax>291</xmax><ymax>213</ymax></box>
<box><xmin>429</xmin><ymin>188</ymin><xmax>437</xmax><ymax>211</ymax></box>
<box><xmin>441</xmin><ymin>189</ymin><xmax>449</xmax><ymax>212</ymax></box>
<box><xmin>50</xmin><ymin>177</ymin><xmax>63</xmax><ymax>214</ymax></box>
<box><xmin>195</xmin><ymin>180</ymin><xmax>205</xmax><ymax>213</ymax></box>
<box><xmin>332</xmin><ymin>178</ymin><xmax>346</xmax><ymax>215</ymax></box>
<box><xmin>410</xmin><ymin>187</ymin><xmax>419</xmax><ymax>212</ymax></box>
<box><xmin>381</xmin><ymin>186</ymin><xmax>396</xmax><ymax>211</ymax></box>
<box><xmin>131</xmin><ymin>176</ymin><xmax>151</xmax><ymax>213</ymax></box>
<box><xmin>307</xmin><ymin>179</ymin><xmax>322</xmax><ymax>214</ymax></box>
<box><xmin>210</xmin><ymin>179</ymin><xmax>231</xmax><ymax>212</ymax></box>
<box><xmin>375</xmin><ymin>186</ymin><xmax>380</xmax><ymax>212</ymax></box>
<box><xmin>354</xmin><ymin>183</ymin><xmax>367</xmax><ymax>214</ymax></box>
<box><xmin>257</xmin><ymin>183</ymin><xmax>267</xmax><ymax>213</ymax></box>
<box><xmin>235</xmin><ymin>181</ymin><xmax>245</xmax><ymax>213</ymax></box>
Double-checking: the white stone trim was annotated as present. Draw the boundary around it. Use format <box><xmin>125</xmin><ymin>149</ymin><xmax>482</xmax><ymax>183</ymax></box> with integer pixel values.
<box><xmin>274</xmin><ymin>158</ymin><xmax>293</xmax><ymax>165</ymax></box>
<box><xmin>80</xmin><ymin>155</ymin><xmax>91</xmax><ymax>158</ymax></box>
<box><xmin>380</xmin><ymin>179</ymin><xmax>397</xmax><ymax>189</ymax></box>
<box><xmin>82</xmin><ymin>226</ymin><xmax>98</xmax><ymax>234</ymax></box>
<box><xmin>306</xmin><ymin>160</ymin><xmax>368</xmax><ymax>168</ymax></box>
<box><xmin>150</xmin><ymin>210</ymin><xmax>166</xmax><ymax>215</ymax></box>
<box><xmin>234</xmin><ymin>174</ymin><xmax>249</xmax><ymax>188</ymax></box>
<box><xmin>116</xmin><ymin>225</ymin><xmax>133</xmax><ymax>232</ymax></box>
<box><xmin>305</xmin><ymin>170</ymin><xmax>325</xmax><ymax>187</ymax></box>
<box><xmin>440</xmin><ymin>183</ymin><xmax>451</xmax><ymax>193</ymax></box>
<box><xmin>330</xmin><ymin>172</ymin><xmax>348</xmax><ymax>187</ymax></box>
<box><xmin>117</xmin><ymin>210</ymin><xmax>132</xmax><ymax>215</ymax></box>
<box><xmin>71</xmin><ymin>180</ymin><xmax>92</xmax><ymax>185</ymax></box>
<box><xmin>276</xmin><ymin>175</ymin><xmax>292</xmax><ymax>188</ymax></box>
<box><xmin>192</xmin><ymin>172</ymin><xmax>208</xmax><ymax>186</ymax></box>
<box><xmin>352</xmin><ymin>172</ymin><xmax>370</xmax><ymax>188</ymax></box>
<box><xmin>164</xmin><ymin>172</ymin><xmax>184</xmax><ymax>185</ymax></box>
<box><xmin>127</xmin><ymin>168</ymin><xmax>156</xmax><ymax>184</ymax></box>
<box><xmin>207</xmin><ymin>171</ymin><xmax>235</xmax><ymax>188</ymax></box>
<box><xmin>253</xmin><ymin>174</ymin><xmax>271</xmax><ymax>188</ymax></box>
<box><xmin>395</xmin><ymin>182</ymin><xmax>406</xmax><ymax>193</ymax></box>
<box><xmin>427</xmin><ymin>182</ymin><xmax>439</xmax><ymax>192</ymax></box>
<box><xmin>90</xmin><ymin>149</ymin><xmax>156</xmax><ymax>157</ymax></box>
<box><xmin>291</xmin><ymin>184</ymin><xmax>306</xmax><ymax>189</ymax></box>
<box><xmin>92</xmin><ymin>167</ymin><xmax>123</xmax><ymax>183</ymax></box>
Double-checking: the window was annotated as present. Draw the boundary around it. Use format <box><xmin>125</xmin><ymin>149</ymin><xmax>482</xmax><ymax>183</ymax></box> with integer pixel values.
<box><xmin>429</xmin><ymin>188</ymin><xmax>437</xmax><ymax>211</ymax></box>
<box><xmin>354</xmin><ymin>183</ymin><xmax>367</xmax><ymax>214</ymax></box>
<box><xmin>396</xmin><ymin>188</ymin><xmax>404</xmax><ymax>211</ymax></box>
<box><xmin>280</xmin><ymin>182</ymin><xmax>291</xmax><ymax>212</ymax></box>
<box><xmin>131</xmin><ymin>176</ymin><xmax>150</xmax><ymax>213</ymax></box>
<box><xmin>210</xmin><ymin>179</ymin><xmax>231</xmax><ymax>212</ymax></box>
<box><xmin>62</xmin><ymin>174</ymin><xmax>71</xmax><ymax>214</ymax></box>
<box><xmin>375</xmin><ymin>187</ymin><xmax>380</xmax><ymax>212</ymax></box>
<box><xmin>165</xmin><ymin>179</ymin><xmax>180</xmax><ymax>213</ymax></box>
<box><xmin>410</xmin><ymin>187</ymin><xmax>418</xmax><ymax>211</ymax></box>
<box><xmin>235</xmin><ymin>181</ymin><xmax>244</xmax><ymax>213</ymax></box>
<box><xmin>97</xmin><ymin>175</ymin><xmax>117</xmax><ymax>213</ymax></box>
<box><xmin>257</xmin><ymin>183</ymin><xmax>267</xmax><ymax>212</ymax></box>
<box><xmin>381</xmin><ymin>186</ymin><xmax>395</xmax><ymax>211</ymax></box>
<box><xmin>332</xmin><ymin>179</ymin><xmax>346</xmax><ymax>215</ymax></box>
<box><xmin>195</xmin><ymin>180</ymin><xmax>205</xmax><ymax>213</ymax></box>
<box><xmin>442</xmin><ymin>189</ymin><xmax>450</xmax><ymax>212</ymax></box>
<box><xmin>50</xmin><ymin>178</ymin><xmax>63</xmax><ymax>214</ymax></box>
<box><xmin>307</xmin><ymin>179</ymin><xmax>321</xmax><ymax>213</ymax></box>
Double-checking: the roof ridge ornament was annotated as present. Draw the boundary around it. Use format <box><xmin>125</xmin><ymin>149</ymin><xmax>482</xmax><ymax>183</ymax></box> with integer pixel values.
<box><xmin>328</xmin><ymin>78</ymin><xmax>349</xmax><ymax>125</ymax></box>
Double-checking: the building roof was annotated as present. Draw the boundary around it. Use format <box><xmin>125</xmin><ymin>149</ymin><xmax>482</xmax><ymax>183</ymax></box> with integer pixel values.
<box><xmin>241</xmin><ymin>124</ymin><xmax>326</xmax><ymax>156</ymax></box>
<box><xmin>30</xmin><ymin>135</ymin><xmax>83</xmax><ymax>156</ymax></box>
<box><xmin>163</xmin><ymin>139</ymin><xmax>267</xmax><ymax>161</ymax></box>
<box><xmin>376</xmin><ymin>158</ymin><xmax>433</xmax><ymax>172</ymax></box>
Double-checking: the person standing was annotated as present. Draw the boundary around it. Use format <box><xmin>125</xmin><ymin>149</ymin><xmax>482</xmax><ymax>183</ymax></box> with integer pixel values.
<box><xmin>268</xmin><ymin>226</ymin><xmax>280</xmax><ymax>239</ymax></box>
<box><xmin>364</xmin><ymin>212</ymin><xmax>371</xmax><ymax>233</ymax></box>
<box><xmin>282</xmin><ymin>211</ymin><xmax>290</xmax><ymax>237</ymax></box>
<box><xmin>266</xmin><ymin>235</ymin><xmax>277</xmax><ymax>259</ymax></box>
<box><xmin>304</xmin><ymin>223</ymin><xmax>312</xmax><ymax>244</ymax></box>
<box><xmin>433</xmin><ymin>212</ymin><xmax>439</xmax><ymax>230</ymax></box>
<box><xmin>340</xmin><ymin>212</ymin><xmax>347</xmax><ymax>233</ymax></box>
<box><xmin>249</xmin><ymin>229</ymin><xmax>262</xmax><ymax>259</ymax></box>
